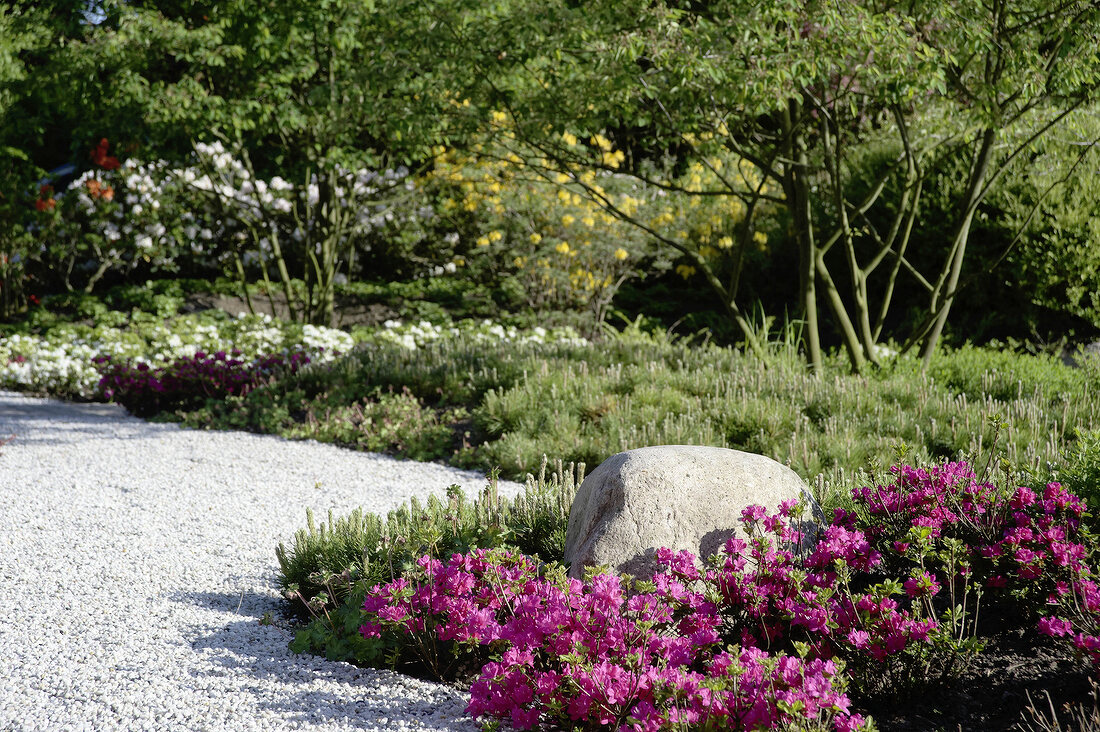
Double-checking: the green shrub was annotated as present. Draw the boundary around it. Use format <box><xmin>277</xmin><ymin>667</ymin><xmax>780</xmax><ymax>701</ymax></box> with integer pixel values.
<box><xmin>279</xmin><ymin>458</ymin><xmax>583</xmax><ymax>667</ymax></box>
<box><xmin>975</xmin><ymin>109</ymin><xmax>1100</xmax><ymax>331</ymax></box>
<box><xmin>284</xmin><ymin>388</ymin><xmax>463</xmax><ymax>460</ymax></box>
<box><xmin>276</xmin><ymin>458</ymin><xmax>583</xmax><ymax>610</ymax></box>
<box><xmin>1059</xmin><ymin>427</ymin><xmax>1100</xmax><ymax>525</ymax></box>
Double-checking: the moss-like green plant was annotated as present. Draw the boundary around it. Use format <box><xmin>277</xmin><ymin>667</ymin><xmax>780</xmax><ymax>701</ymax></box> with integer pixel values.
<box><xmin>276</xmin><ymin>506</ymin><xmax>386</xmax><ymax>603</ymax></box>
<box><xmin>276</xmin><ymin>457</ymin><xmax>583</xmax><ymax>611</ymax></box>
<box><xmin>1058</xmin><ymin>427</ymin><xmax>1100</xmax><ymax>527</ymax></box>
<box><xmin>924</xmin><ymin>344</ymin><xmax>1091</xmax><ymax>406</ymax></box>
<box><xmin>284</xmin><ymin>388</ymin><xmax>462</xmax><ymax>460</ymax></box>
<box><xmin>463</xmin><ymin>343</ymin><xmax>1100</xmax><ymax>493</ymax></box>
<box><xmin>188</xmin><ymin>333</ymin><xmax>1100</xmax><ymax>497</ymax></box>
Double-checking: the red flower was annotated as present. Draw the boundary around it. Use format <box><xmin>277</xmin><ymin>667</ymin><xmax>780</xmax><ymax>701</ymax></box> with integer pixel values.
<box><xmin>91</xmin><ymin>138</ymin><xmax>121</xmax><ymax>170</ymax></box>
<box><xmin>34</xmin><ymin>184</ymin><xmax>56</xmax><ymax>211</ymax></box>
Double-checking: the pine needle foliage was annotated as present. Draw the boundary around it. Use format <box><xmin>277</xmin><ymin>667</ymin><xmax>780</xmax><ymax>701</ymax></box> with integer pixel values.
<box><xmin>276</xmin><ymin>457</ymin><xmax>583</xmax><ymax>608</ymax></box>
<box><xmin>202</xmin><ymin>332</ymin><xmax>1100</xmax><ymax>498</ymax></box>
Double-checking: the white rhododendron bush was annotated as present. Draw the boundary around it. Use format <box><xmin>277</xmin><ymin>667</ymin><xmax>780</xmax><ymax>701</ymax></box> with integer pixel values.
<box><xmin>27</xmin><ymin>141</ymin><xmax>421</xmax><ymax>294</ymax></box>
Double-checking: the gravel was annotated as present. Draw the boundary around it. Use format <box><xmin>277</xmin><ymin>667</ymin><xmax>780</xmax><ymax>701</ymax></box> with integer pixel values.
<box><xmin>0</xmin><ymin>390</ymin><xmax>522</xmax><ymax>732</ymax></box>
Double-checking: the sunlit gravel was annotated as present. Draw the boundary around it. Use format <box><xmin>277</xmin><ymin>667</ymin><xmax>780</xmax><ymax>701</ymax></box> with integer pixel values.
<box><xmin>0</xmin><ymin>390</ymin><xmax>520</xmax><ymax>731</ymax></box>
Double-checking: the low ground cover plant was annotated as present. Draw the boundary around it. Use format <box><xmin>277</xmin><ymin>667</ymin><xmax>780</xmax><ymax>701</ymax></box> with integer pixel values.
<box><xmin>280</xmin><ymin>460</ymin><xmax>583</xmax><ymax>663</ymax></box>
<box><xmin>287</xmin><ymin>461</ymin><xmax>1099</xmax><ymax>731</ymax></box>
<box><xmin>180</xmin><ymin>324</ymin><xmax>1100</xmax><ymax>497</ymax></box>
<box><xmin>0</xmin><ymin>306</ymin><xmax>352</xmax><ymax>398</ymax></box>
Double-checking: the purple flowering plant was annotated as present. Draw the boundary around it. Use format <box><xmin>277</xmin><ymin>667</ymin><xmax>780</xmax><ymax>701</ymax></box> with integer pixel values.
<box><xmin>353</xmin><ymin>461</ymin><xmax>1100</xmax><ymax>731</ymax></box>
<box><xmin>95</xmin><ymin>349</ymin><xmax>312</xmax><ymax>417</ymax></box>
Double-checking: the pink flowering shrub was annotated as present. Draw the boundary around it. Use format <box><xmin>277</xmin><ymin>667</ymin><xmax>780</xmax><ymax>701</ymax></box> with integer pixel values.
<box><xmin>851</xmin><ymin>463</ymin><xmax>1098</xmax><ymax>667</ymax></box>
<box><xmin>354</xmin><ymin>462</ymin><xmax>1100</xmax><ymax>730</ymax></box>
<box><xmin>361</xmin><ymin>546</ymin><xmax>868</xmax><ymax>731</ymax></box>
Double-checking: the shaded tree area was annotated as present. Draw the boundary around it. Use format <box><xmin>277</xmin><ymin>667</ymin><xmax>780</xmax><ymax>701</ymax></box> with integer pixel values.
<box><xmin>3</xmin><ymin>0</ymin><xmax>1099</xmax><ymax>364</ymax></box>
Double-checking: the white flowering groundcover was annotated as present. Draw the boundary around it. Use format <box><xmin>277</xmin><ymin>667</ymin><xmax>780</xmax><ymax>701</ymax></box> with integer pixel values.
<box><xmin>0</xmin><ymin>310</ymin><xmax>587</xmax><ymax>400</ymax></box>
<box><xmin>362</xmin><ymin>318</ymin><xmax>588</xmax><ymax>352</ymax></box>
<box><xmin>0</xmin><ymin>312</ymin><xmax>352</xmax><ymax>398</ymax></box>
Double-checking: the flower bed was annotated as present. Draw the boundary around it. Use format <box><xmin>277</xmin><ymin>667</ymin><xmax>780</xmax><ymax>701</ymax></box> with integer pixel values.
<box><xmin>346</xmin><ymin>462</ymin><xmax>1098</xmax><ymax>731</ymax></box>
<box><xmin>0</xmin><ymin>304</ymin><xmax>584</xmax><ymax>404</ymax></box>
<box><xmin>358</xmin><ymin>318</ymin><xmax>587</xmax><ymax>351</ymax></box>
<box><xmin>96</xmin><ymin>349</ymin><xmax>313</xmax><ymax>417</ymax></box>
<box><xmin>0</xmin><ymin>312</ymin><xmax>351</xmax><ymax>398</ymax></box>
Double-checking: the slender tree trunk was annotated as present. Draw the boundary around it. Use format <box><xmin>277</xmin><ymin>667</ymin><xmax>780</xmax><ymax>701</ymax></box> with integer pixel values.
<box><xmin>320</xmin><ymin>234</ymin><xmax>336</xmax><ymax>328</ymax></box>
<box><xmin>783</xmin><ymin>101</ymin><xmax>822</xmax><ymax>372</ymax></box>
<box><xmin>239</xmin><ymin>146</ymin><xmax>300</xmax><ymax>322</ymax></box>
<box><xmin>873</xmin><ymin>176</ymin><xmax>922</xmax><ymax>341</ymax></box>
<box><xmin>231</xmin><ymin>250</ymin><xmax>256</xmax><ymax>315</ymax></box>
<box><xmin>815</xmin><ymin>251</ymin><xmax>866</xmax><ymax>372</ymax></box>
<box><xmin>821</xmin><ymin>115</ymin><xmax>873</xmax><ymax>371</ymax></box>
<box><xmin>266</xmin><ymin>229</ymin><xmax>300</xmax><ymax>322</ymax></box>
<box><xmin>920</xmin><ymin>128</ymin><xmax>996</xmax><ymax>367</ymax></box>
<box><xmin>83</xmin><ymin>260</ymin><xmax>113</xmax><ymax>295</ymax></box>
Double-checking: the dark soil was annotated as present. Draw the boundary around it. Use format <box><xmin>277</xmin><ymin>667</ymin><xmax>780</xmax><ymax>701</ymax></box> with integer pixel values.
<box><xmin>860</xmin><ymin>613</ymin><xmax>1096</xmax><ymax>731</ymax></box>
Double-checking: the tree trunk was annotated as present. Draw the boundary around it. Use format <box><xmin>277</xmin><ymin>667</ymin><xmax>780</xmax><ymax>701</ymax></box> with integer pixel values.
<box><xmin>820</xmin><ymin>114</ymin><xmax>873</xmax><ymax>371</ymax></box>
<box><xmin>783</xmin><ymin>101</ymin><xmax>823</xmax><ymax>373</ymax></box>
<box><xmin>815</xmin><ymin>250</ymin><xmax>867</xmax><ymax>372</ymax></box>
<box><xmin>920</xmin><ymin>128</ymin><xmax>996</xmax><ymax>367</ymax></box>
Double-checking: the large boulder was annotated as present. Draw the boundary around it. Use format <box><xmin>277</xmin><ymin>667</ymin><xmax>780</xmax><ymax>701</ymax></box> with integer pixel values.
<box><xmin>564</xmin><ymin>445</ymin><xmax>819</xmax><ymax>579</ymax></box>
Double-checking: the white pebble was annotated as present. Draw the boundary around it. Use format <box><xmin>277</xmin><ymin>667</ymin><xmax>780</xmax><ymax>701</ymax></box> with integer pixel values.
<box><xmin>0</xmin><ymin>390</ymin><xmax>520</xmax><ymax>731</ymax></box>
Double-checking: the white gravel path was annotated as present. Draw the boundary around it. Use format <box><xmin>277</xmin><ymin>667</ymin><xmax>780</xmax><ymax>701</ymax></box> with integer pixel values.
<box><xmin>0</xmin><ymin>390</ymin><xmax>521</xmax><ymax>732</ymax></box>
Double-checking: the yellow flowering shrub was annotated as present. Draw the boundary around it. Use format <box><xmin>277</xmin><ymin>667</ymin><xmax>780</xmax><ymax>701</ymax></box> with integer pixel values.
<box><xmin>423</xmin><ymin>146</ymin><xmax>658</xmax><ymax>326</ymax></box>
<box><xmin>417</xmin><ymin>120</ymin><xmax>781</xmax><ymax>324</ymax></box>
